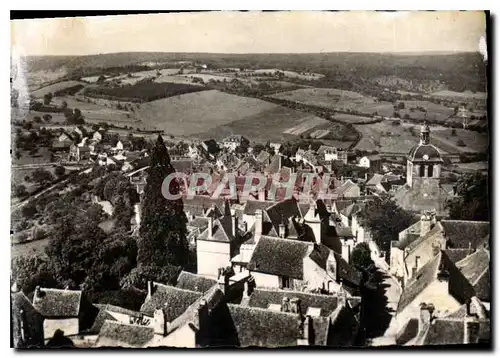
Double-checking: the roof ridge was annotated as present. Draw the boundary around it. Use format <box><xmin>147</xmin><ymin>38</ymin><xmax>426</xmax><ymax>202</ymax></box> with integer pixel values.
<box><xmin>102</xmin><ymin>319</ymin><xmax>153</xmax><ymax>329</ymax></box>
<box><xmin>152</xmin><ymin>282</ymin><xmax>202</xmax><ymax>295</ymax></box>
<box><xmin>253</xmin><ymin>287</ymin><xmax>337</xmax><ymax>299</ymax></box>
<box><xmin>472</xmin><ymin>266</ymin><xmax>490</xmax><ymax>286</ymax></box>
<box><xmin>441</xmin><ymin>219</ymin><xmax>490</xmax><ymax>224</ymax></box>
<box><xmin>227</xmin><ymin>303</ymin><xmax>300</xmax><ymax>317</ymax></box>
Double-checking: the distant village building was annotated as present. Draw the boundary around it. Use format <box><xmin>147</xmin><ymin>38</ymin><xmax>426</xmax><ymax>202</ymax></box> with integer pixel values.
<box><xmin>222</xmin><ymin>135</ymin><xmax>249</xmax><ymax>152</ymax></box>
<box><xmin>358</xmin><ymin>154</ymin><xmax>382</xmax><ymax>171</ymax></box>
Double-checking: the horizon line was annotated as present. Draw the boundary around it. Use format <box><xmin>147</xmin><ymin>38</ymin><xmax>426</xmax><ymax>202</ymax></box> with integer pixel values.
<box><xmin>18</xmin><ymin>50</ymin><xmax>482</xmax><ymax>58</ymax></box>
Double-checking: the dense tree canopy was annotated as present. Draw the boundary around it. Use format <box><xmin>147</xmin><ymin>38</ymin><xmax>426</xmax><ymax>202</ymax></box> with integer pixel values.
<box><xmin>357</xmin><ymin>197</ymin><xmax>415</xmax><ymax>252</ymax></box>
<box><xmin>137</xmin><ymin>135</ymin><xmax>189</xmax><ymax>268</ymax></box>
<box><xmin>446</xmin><ymin>173</ymin><xmax>489</xmax><ymax>221</ymax></box>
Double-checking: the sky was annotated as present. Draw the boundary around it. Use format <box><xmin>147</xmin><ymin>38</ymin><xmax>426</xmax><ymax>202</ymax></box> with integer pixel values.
<box><xmin>11</xmin><ymin>11</ymin><xmax>487</xmax><ymax>56</ymax></box>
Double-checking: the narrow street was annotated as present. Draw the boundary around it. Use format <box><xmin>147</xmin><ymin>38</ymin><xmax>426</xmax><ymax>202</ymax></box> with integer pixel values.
<box><xmin>368</xmin><ymin>244</ymin><xmax>403</xmax><ymax>346</ymax></box>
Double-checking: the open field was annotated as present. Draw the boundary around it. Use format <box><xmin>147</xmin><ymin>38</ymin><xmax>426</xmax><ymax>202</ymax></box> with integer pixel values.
<box><xmin>51</xmin><ymin>97</ymin><xmax>139</xmax><ymax>127</ymax></box>
<box><xmin>23</xmin><ymin>68</ymin><xmax>69</xmax><ymax>91</ymax></box>
<box><xmin>399</xmin><ymin>100</ymin><xmax>455</xmax><ymax>122</ymax></box>
<box><xmin>198</xmin><ymin>105</ymin><xmax>353</xmax><ymax>144</ymax></box>
<box><xmin>353</xmin><ymin>122</ymin><xmax>446</xmax><ymax>154</ymax></box>
<box><xmin>430</xmin><ymin>90</ymin><xmax>488</xmax><ymax>100</ymax></box>
<box><xmin>30</xmin><ymin>80</ymin><xmax>86</xmax><ymax>98</ymax></box>
<box><xmin>11</xmin><ymin>238</ymin><xmax>49</xmax><ymax>259</ymax></box>
<box><xmin>268</xmin><ymin>88</ymin><xmax>393</xmax><ymax>115</ymax></box>
<box><xmin>283</xmin><ymin>116</ymin><xmax>329</xmax><ymax>135</ymax></box>
<box><xmin>133</xmin><ymin>90</ymin><xmax>277</xmax><ymax>136</ymax></box>
<box><xmin>432</xmin><ymin>128</ymin><xmax>489</xmax><ymax>153</ymax></box>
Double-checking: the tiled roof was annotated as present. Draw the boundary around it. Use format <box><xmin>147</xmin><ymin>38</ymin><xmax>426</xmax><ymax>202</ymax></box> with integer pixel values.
<box><xmin>243</xmin><ymin>200</ymin><xmax>274</xmax><ymax>215</ymax></box>
<box><xmin>95</xmin><ymin>321</ymin><xmax>154</xmax><ymax>347</ymax></box>
<box><xmin>197</xmin><ymin>216</ymin><xmax>234</xmax><ymax>243</ymax></box>
<box><xmin>265</xmin><ymin>198</ymin><xmax>302</xmax><ymax>232</ymax></box>
<box><xmin>248</xmin><ymin>236</ymin><xmax>312</xmax><ymax>279</ymax></box>
<box><xmin>334</xmin><ymin>252</ymin><xmax>362</xmax><ymax>287</ymax></box>
<box><xmin>140</xmin><ymin>283</ymin><xmax>202</xmax><ymax>319</ymax></box>
<box><xmin>366</xmin><ymin>173</ymin><xmax>384</xmax><ymax>186</ymax></box>
<box><xmin>395</xmin><ymin>318</ymin><xmax>419</xmax><ymax>345</ymax></box>
<box><xmin>406</xmin><ymin>222</ymin><xmax>444</xmax><ymax>253</ymax></box>
<box><xmin>90</xmin><ymin>304</ymin><xmax>151</xmax><ymax>334</ymax></box>
<box><xmin>175</xmin><ymin>271</ymin><xmax>217</xmax><ymax>293</ymax></box>
<box><xmin>444</xmin><ymin>248</ymin><xmax>471</xmax><ymax>264</ymax></box>
<box><xmin>32</xmin><ymin>288</ymin><xmax>82</xmax><ymax>318</ymax></box>
<box><xmin>456</xmin><ymin>248</ymin><xmax>490</xmax><ymax>301</ymax></box>
<box><xmin>187</xmin><ymin>216</ymin><xmax>209</xmax><ymax>230</ymax></box>
<box><xmin>397</xmin><ymin>251</ymin><xmax>475</xmax><ymax>313</ymax></box>
<box><xmin>421</xmin><ymin>318</ymin><xmax>490</xmax><ymax>345</ymax></box>
<box><xmin>223</xmin><ymin>304</ymin><xmax>327</xmax><ymax>347</ymax></box>
<box><xmin>440</xmin><ymin>220</ymin><xmax>490</xmax><ymax>249</ymax></box>
<box><xmin>327</xmin><ymin>305</ymin><xmax>359</xmax><ymax>347</ymax></box>
<box><xmin>247</xmin><ymin>288</ymin><xmax>339</xmax><ymax>317</ymax></box>
<box><xmin>334</xmin><ymin>180</ymin><xmax>359</xmax><ymax>198</ymax></box>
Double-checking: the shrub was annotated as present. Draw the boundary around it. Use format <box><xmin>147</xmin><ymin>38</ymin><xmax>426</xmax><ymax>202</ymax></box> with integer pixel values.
<box><xmin>54</xmin><ymin>166</ymin><xmax>66</xmax><ymax>177</ymax></box>
<box><xmin>456</xmin><ymin>140</ymin><xmax>466</xmax><ymax>147</ymax></box>
<box><xmin>451</xmin><ymin>129</ymin><xmax>457</xmax><ymax>136</ymax></box>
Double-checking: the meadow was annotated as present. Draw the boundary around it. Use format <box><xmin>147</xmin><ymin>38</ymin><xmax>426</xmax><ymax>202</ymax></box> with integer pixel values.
<box><xmin>30</xmin><ymin>80</ymin><xmax>86</xmax><ymax>98</ymax></box>
<box><xmin>133</xmin><ymin>90</ymin><xmax>278</xmax><ymax>137</ymax></box>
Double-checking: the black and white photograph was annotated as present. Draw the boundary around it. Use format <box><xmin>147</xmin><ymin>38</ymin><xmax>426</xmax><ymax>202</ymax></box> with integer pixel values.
<box><xmin>9</xmin><ymin>10</ymin><xmax>490</xmax><ymax>348</ymax></box>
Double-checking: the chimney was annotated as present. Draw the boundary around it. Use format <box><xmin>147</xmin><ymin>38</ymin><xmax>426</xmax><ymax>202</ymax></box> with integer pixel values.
<box><xmin>279</xmin><ymin>222</ymin><xmax>286</xmax><ymax>238</ymax></box>
<box><xmin>232</xmin><ymin>214</ymin><xmax>238</xmax><ymax>238</ymax></box>
<box><xmin>297</xmin><ymin>315</ymin><xmax>312</xmax><ymax>346</ymax></box>
<box><xmin>415</xmin><ymin>256</ymin><xmax>420</xmax><ymax>273</ymax></box>
<box><xmin>242</xmin><ymin>221</ymin><xmax>248</xmax><ymax>233</ymax></box>
<box><xmin>281</xmin><ymin>297</ymin><xmax>290</xmax><ymax>313</ymax></box>
<box><xmin>217</xmin><ymin>267</ymin><xmax>231</xmax><ymax>294</ymax></box>
<box><xmin>290</xmin><ymin>298</ymin><xmax>302</xmax><ymax>314</ymax></box>
<box><xmin>420</xmin><ymin>212</ymin><xmax>431</xmax><ymax>236</ymax></box>
<box><xmin>153</xmin><ymin>308</ymin><xmax>168</xmax><ymax>336</ymax></box>
<box><xmin>419</xmin><ymin>303</ymin><xmax>434</xmax><ymax>332</ymax></box>
<box><xmin>243</xmin><ymin>276</ymin><xmax>255</xmax><ymax>298</ymax></box>
<box><xmin>464</xmin><ymin>318</ymin><xmax>480</xmax><ymax>344</ymax></box>
<box><xmin>255</xmin><ymin>209</ymin><xmax>263</xmax><ymax>242</ymax></box>
<box><xmin>208</xmin><ymin>216</ymin><xmax>213</xmax><ymax>239</ymax></box>
<box><xmin>147</xmin><ymin>281</ymin><xmax>158</xmax><ymax>300</ymax></box>
<box><xmin>33</xmin><ymin>286</ymin><xmax>42</xmax><ymax>304</ymax></box>
<box><xmin>338</xmin><ymin>280</ymin><xmax>347</xmax><ymax>307</ymax></box>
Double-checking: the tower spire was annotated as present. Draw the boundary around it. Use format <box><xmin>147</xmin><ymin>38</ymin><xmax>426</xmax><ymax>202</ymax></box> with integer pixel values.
<box><xmin>420</xmin><ymin>121</ymin><xmax>430</xmax><ymax>145</ymax></box>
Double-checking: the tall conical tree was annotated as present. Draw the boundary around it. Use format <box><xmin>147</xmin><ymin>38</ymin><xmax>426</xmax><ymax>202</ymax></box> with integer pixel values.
<box><xmin>137</xmin><ymin>135</ymin><xmax>189</xmax><ymax>267</ymax></box>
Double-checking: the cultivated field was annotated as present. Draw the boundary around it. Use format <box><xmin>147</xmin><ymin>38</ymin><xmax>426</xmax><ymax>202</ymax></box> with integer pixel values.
<box><xmin>431</xmin><ymin>90</ymin><xmax>488</xmax><ymax>100</ymax></box>
<box><xmin>283</xmin><ymin>116</ymin><xmax>329</xmax><ymax>135</ymax></box>
<box><xmin>23</xmin><ymin>68</ymin><xmax>68</xmax><ymax>91</ymax></box>
<box><xmin>268</xmin><ymin>87</ymin><xmax>393</xmax><ymax>115</ymax></box>
<box><xmin>199</xmin><ymin>105</ymin><xmax>353</xmax><ymax>144</ymax></box>
<box><xmin>399</xmin><ymin>100</ymin><xmax>455</xmax><ymax>122</ymax></box>
<box><xmin>353</xmin><ymin>122</ymin><xmax>446</xmax><ymax>154</ymax></box>
<box><xmin>154</xmin><ymin>74</ymin><xmax>206</xmax><ymax>86</ymax></box>
<box><xmin>251</xmin><ymin>69</ymin><xmax>324</xmax><ymax>80</ymax></box>
<box><xmin>30</xmin><ymin>80</ymin><xmax>86</xmax><ymax>98</ymax></box>
<box><xmin>432</xmin><ymin>128</ymin><xmax>489</xmax><ymax>153</ymax></box>
<box><xmin>52</xmin><ymin>97</ymin><xmax>139</xmax><ymax>127</ymax></box>
<box><xmin>133</xmin><ymin>90</ymin><xmax>277</xmax><ymax>136</ymax></box>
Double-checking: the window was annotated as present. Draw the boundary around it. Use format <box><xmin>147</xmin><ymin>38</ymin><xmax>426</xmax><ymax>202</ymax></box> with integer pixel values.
<box><xmin>419</xmin><ymin>165</ymin><xmax>426</xmax><ymax>177</ymax></box>
<box><xmin>428</xmin><ymin>164</ymin><xmax>434</xmax><ymax>178</ymax></box>
<box><xmin>280</xmin><ymin>276</ymin><xmax>291</xmax><ymax>289</ymax></box>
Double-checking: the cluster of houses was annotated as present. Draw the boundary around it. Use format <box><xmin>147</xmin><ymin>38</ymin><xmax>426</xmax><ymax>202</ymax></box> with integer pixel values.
<box><xmin>12</xmin><ymin>124</ymin><xmax>490</xmax><ymax>348</ymax></box>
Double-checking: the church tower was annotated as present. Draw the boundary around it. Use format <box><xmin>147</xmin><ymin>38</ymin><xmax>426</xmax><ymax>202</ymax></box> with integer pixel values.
<box><xmin>406</xmin><ymin>122</ymin><xmax>443</xmax><ymax>188</ymax></box>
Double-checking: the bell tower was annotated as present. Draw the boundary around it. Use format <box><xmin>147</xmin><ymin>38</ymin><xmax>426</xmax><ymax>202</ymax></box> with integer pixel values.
<box><xmin>406</xmin><ymin>122</ymin><xmax>443</xmax><ymax>189</ymax></box>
